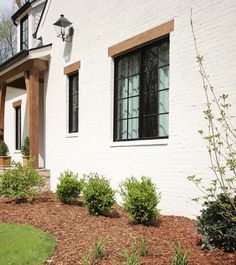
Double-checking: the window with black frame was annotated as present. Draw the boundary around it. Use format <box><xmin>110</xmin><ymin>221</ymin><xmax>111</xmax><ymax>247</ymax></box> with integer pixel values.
<box><xmin>20</xmin><ymin>15</ymin><xmax>28</xmax><ymax>50</ymax></box>
<box><xmin>15</xmin><ymin>106</ymin><xmax>21</xmax><ymax>150</ymax></box>
<box><xmin>114</xmin><ymin>37</ymin><xmax>169</xmax><ymax>141</ymax></box>
<box><xmin>68</xmin><ymin>72</ymin><xmax>79</xmax><ymax>133</ymax></box>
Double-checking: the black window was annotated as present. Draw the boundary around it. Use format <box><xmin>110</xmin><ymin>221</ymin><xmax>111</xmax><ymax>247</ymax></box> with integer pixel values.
<box><xmin>15</xmin><ymin>106</ymin><xmax>21</xmax><ymax>150</ymax></box>
<box><xmin>68</xmin><ymin>72</ymin><xmax>79</xmax><ymax>133</ymax></box>
<box><xmin>20</xmin><ymin>15</ymin><xmax>28</xmax><ymax>50</ymax></box>
<box><xmin>114</xmin><ymin>37</ymin><xmax>169</xmax><ymax>141</ymax></box>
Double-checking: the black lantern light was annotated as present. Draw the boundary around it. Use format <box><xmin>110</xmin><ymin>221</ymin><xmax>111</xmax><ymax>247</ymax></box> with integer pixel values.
<box><xmin>53</xmin><ymin>14</ymin><xmax>74</xmax><ymax>42</ymax></box>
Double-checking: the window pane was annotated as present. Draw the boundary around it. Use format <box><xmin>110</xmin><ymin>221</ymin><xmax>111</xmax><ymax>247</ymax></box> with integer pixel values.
<box><xmin>117</xmin><ymin>119</ymin><xmax>127</xmax><ymax>140</ymax></box>
<box><xmin>118</xmin><ymin>78</ymin><xmax>128</xmax><ymax>99</ymax></box>
<box><xmin>158</xmin><ymin>66</ymin><xmax>169</xmax><ymax>90</ymax></box>
<box><xmin>143</xmin><ymin>45</ymin><xmax>158</xmax><ymax>72</ymax></box>
<box><xmin>128</xmin><ymin>53</ymin><xmax>139</xmax><ymax>75</ymax></box>
<box><xmin>117</xmin><ymin>99</ymin><xmax>128</xmax><ymax>119</ymax></box>
<box><xmin>15</xmin><ymin>107</ymin><xmax>21</xmax><ymax>150</ymax></box>
<box><xmin>128</xmin><ymin>118</ymin><xmax>139</xmax><ymax>139</ymax></box>
<box><xmin>128</xmin><ymin>75</ymin><xmax>139</xmax><ymax>96</ymax></box>
<box><xmin>159</xmin><ymin>41</ymin><xmax>169</xmax><ymax>67</ymax></box>
<box><xmin>142</xmin><ymin>115</ymin><xmax>157</xmax><ymax>138</ymax></box>
<box><xmin>128</xmin><ymin>96</ymin><xmax>139</xmax><ymax>118</ymax></box>
<box><xmin>158</xmin><ymin>90</ymin><xmax>169</xmax><ymax>113</ymax></box>
<box><xmin>69</xmin><ymin>73</ymin><xmax>79</xmax><ymax>133</ymax></box>
<box><xmin>158</xmin><ymin>114</ymin><xmax>169</xmax><ymax>136</ymax></box>
<box><xmin>143</xmin><ymin>91</ymin><xmax>158</xmax><ymax>115</ymax></box>
<box><xmin>143</xmin><ymin>70</ymin><xmax>158</xmax><ymax>93</ymax></box>
<box><xmin>21</xmin><ymin>16</ymin><xmax>28</xmax><ymax>50</ymax></box>
<box><xmin>118</xmin><ymin>57</ymin><xmax>129</xmax><ymax>79</ymax></box>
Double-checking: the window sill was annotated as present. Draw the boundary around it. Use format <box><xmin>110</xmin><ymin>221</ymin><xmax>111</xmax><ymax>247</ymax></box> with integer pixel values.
<box><xmin>110</xmin><ymin>138</ymin><xmax>168</xmax><ymax>147</ymax></box>
<box><xmin>14</xmin><ymin>150</ymin><xmax>21</xmax><ymax>154</ymax></box>
<box><xmin>65</xmin><ymin>133</ymin><xmax>79</xmax><ymax>138</ymax></box>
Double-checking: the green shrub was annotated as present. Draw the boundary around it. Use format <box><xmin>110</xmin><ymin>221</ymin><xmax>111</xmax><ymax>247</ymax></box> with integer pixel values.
<box><xmin>120</xmin><ymin>176</ymin><xmax>161</xmax><ymax>224</ymax></box>
<box><xmin>21</xmin><ymin>136</ymin><xmax>30</xmax><ymax>156</ymax></box>
<box><xmin>83</xmin><ymin>173</ymin><xmax>116</xmax><ymax>216</ymax></box>
<box><xmin>56</xmin><ymin>171</ymin><xmax>82</xmax><ymax>204</ymax></box>
<box><xmin>0</xmin><ymin>161</ymin><xmax>44</xmax><ymax>202</ymax></box>
<box><xmin>0</xmin><ymin>141</ymin><xmax>8</xmax><ymax>156</ymax></box>
<box><xmin>171</xmin><ymin>242</ymin><xmax>188</xmax><ymax>265</ymax></box>
<box><xmin>197</xmin><ymin>193</ymin><xmax>236</xmax><ymax>252</ymax></box>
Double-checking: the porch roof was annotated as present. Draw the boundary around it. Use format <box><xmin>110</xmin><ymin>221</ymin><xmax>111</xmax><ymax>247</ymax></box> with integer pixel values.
<box><xmin>0</xmin><ymin>44</ymin><xmax>52</xmax><ymax>86</ymax></box>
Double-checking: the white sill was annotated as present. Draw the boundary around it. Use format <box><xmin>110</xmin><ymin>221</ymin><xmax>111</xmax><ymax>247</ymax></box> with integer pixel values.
<box><xmin>65</xmin><ymin>133</ymin><xmax>79</xmax><ymax>138</ymax></box>
<box><xmin>110</xmin><ymin>138</ymin><xmax>168</xmax><ymax>147</ymax></box>
<box><xmin>14</xmin><ymin>150</ymin><xmax>21</xmax><ymax>154</ymax></box>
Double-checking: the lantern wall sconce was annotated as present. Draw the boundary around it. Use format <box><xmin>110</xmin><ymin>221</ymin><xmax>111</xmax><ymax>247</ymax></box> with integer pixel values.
<box><xmin>53</xmin><ymin>14</ymin><xmax>74</xmax><ymax>42</ymax></box>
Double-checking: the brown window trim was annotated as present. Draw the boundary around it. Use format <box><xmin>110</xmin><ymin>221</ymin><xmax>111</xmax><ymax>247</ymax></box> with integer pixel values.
<box><xmin>108</xmin><ymin>20</ymin><xmax>174</xmax><ymax>57</ymax></box>
<box><xmin>64</xmin><ymin>61</ymin><xmax>81</xmax><ymax>75</ymax></box>
<box><xmin>12</xmin><ymin>100</ymin><xmax>22</xmax><ymax>108</ymax></box>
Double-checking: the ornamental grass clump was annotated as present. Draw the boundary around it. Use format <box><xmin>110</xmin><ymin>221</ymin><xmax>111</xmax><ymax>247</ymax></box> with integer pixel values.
<box><xmin>56</xmin><ymin>170</ymin><xmax>82</xmax><ymax>204</ymax></box>
<box><xmin>120</xmin><ymin>176</ymin><xmax>161</xmax><ymax>224</ymax></box>
<box><xmin>0</xmin><ymin>161</ymin><xmax>44</xmax><ymax>202</ymax></box>
<box><xmin>83</xmin><ymin>173</ymin><xmax>116</xmax><ymax>216</ymax></box>
<box><xmin>171</xmin><ymin>242</ymin><xmax>188</xmax><ymax>265</ymax></box>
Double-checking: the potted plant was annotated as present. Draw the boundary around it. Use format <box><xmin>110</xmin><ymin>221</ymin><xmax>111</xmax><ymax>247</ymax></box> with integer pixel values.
<box><xmin>0</xmin><ymin>141</ymin><xmax>11</xmax><ymax>168</ymax></box>
<box><xmin>21</xmin><ymin>136</ymin><xmax>30</xmax><ymax>166</ymax></box>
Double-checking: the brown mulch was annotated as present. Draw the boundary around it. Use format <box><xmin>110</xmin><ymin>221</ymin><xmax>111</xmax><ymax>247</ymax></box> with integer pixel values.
<box><xmin>0</xmin><ymin>192</ymin><xmax>235</xmax><ymax>265</ymax></box>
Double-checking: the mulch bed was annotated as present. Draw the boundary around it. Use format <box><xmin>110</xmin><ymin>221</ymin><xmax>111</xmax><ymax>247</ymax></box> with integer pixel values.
<box><xmin>0</xmin><ymin>192</ymin><xmax>235</xmax><ymax>265</ymax></box>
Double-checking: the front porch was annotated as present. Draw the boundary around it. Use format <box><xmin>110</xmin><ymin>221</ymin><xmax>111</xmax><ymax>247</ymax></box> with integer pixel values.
<box><xmin>0</xmin><ymin>45</ymin><xmax>51</xmax><ymax>168</ymax></box>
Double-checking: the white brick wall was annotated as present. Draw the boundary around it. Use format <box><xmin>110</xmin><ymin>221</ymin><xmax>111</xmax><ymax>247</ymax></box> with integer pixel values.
<box><xmin>6</xmin><ymin>0</ymin><xmax>236</xmax><ymax>218</ymax></box>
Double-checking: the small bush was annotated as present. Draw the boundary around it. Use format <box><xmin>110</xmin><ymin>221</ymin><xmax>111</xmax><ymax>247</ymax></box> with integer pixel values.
<box><xmin>197</xmin><ymin>193</ymin><xmax>236</xmax><ymax>252</ymax></box>
<box><xmin>83</xmin><ymin>173</ymin><xmax>116</xmax><ymax>216</ymax></box>
<box><xmin>120</xmin><ymin>176</ymin><xmax>161</xmax><ymax>224</ymax></box>
<box><xmin>0</xmin><ymin>161</ymin><xmax>44</xmax><ymax>202</ymax></box>
<box><xmin>56</xmin><ymin>171</ymin><xmax>82</xmax><ymax>204</ymax></box>
<box><xmin>171</xmin><ymin>242</ymin><xmax>188</xmax><ymax>265</ymax></box>
<box><xmin>0</xmin><ymin>141</ymin><xmax>8</xmax><ymax>156</ymax></box>
<box><xmin>21</xmin><ymin>136</ymin><xmax>30</xmax><ymax>156</ymax></box>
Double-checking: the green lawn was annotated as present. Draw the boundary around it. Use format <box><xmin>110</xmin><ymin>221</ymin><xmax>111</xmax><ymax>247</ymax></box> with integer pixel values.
<box><xmin>0</xmin><ymin>223</ymin><xmax>56</xmax><ymax>265</ymax></box>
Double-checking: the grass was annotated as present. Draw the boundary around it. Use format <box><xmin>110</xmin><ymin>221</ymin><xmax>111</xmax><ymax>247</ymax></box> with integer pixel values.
<box><xmin>0</xmin><ymin>222</ymin><xmax>56</xmax><ymax>265</ymax></box>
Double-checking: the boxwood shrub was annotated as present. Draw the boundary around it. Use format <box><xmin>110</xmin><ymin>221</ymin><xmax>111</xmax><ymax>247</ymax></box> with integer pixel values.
<box><xmin>120</xmin><ymin>176</ymin><xmax>161</xmax><ymax>224</ymax></box>
<box><xmin>83</xmin><ymin>173</ymin><xmax>116</xmax><ymax>216</ymax></box>
<box><xmin>56</xmin><ymin>171</ymin><xmax>82</xmax><ymax>204</ymax></box>
<box><xmin>0</xmin><ymin>161</ymin><xmax>44</xmax><ymax>202</ymax></box>
<box><xmin>197</xmin><ymin>193</ymin><xmax>236</xmax><ymax>252</ymax></box>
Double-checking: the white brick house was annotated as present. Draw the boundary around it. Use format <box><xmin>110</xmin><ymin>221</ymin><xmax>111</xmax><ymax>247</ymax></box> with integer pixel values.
<box><xmin>0</xmin><ymin>0</ymin><xmax>235</xmax><ymax>218</ymax></box>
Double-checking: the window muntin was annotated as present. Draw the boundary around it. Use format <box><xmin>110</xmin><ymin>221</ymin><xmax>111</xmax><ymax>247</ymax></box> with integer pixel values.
<box><xmin>20</xmin><ymin>15</ymin><xmax>28</xmax><ymax>50</ymax></box>
<box><xmin>114</xmin><ymin>37</ymin><xmax>169</xmax><ymax>141</ymax></box>
<box><xmin>68</xmin><ymin>72</ymin><xmax>79</xmax><ymax>133</ymax></box>
<box><xmin>15</xmin><ymin>106</ymin><xmax>21</xmax><ymax>150</ymax></box>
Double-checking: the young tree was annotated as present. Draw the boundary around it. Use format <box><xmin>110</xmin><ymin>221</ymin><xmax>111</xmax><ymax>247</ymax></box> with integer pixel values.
<box><xmin>0</xmin><ymin>8</ymin><xmax>16</xmax><ymax>63</ymax></box>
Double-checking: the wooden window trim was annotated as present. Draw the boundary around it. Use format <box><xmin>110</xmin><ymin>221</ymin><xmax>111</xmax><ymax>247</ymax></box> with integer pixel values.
<box><xmin>12</xmin><ymin>100</ymin><xmax>22</xmax><ymax>108</ymax></box>
<box><xmin>108</xmin><ymin>20</ymin><xmax>174</xmax><ymax>57</ymax></box>
<box><xmin>64</xmin><ymin>61</ymin><xmax>81</xmax><ymax>75</ymax></box>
